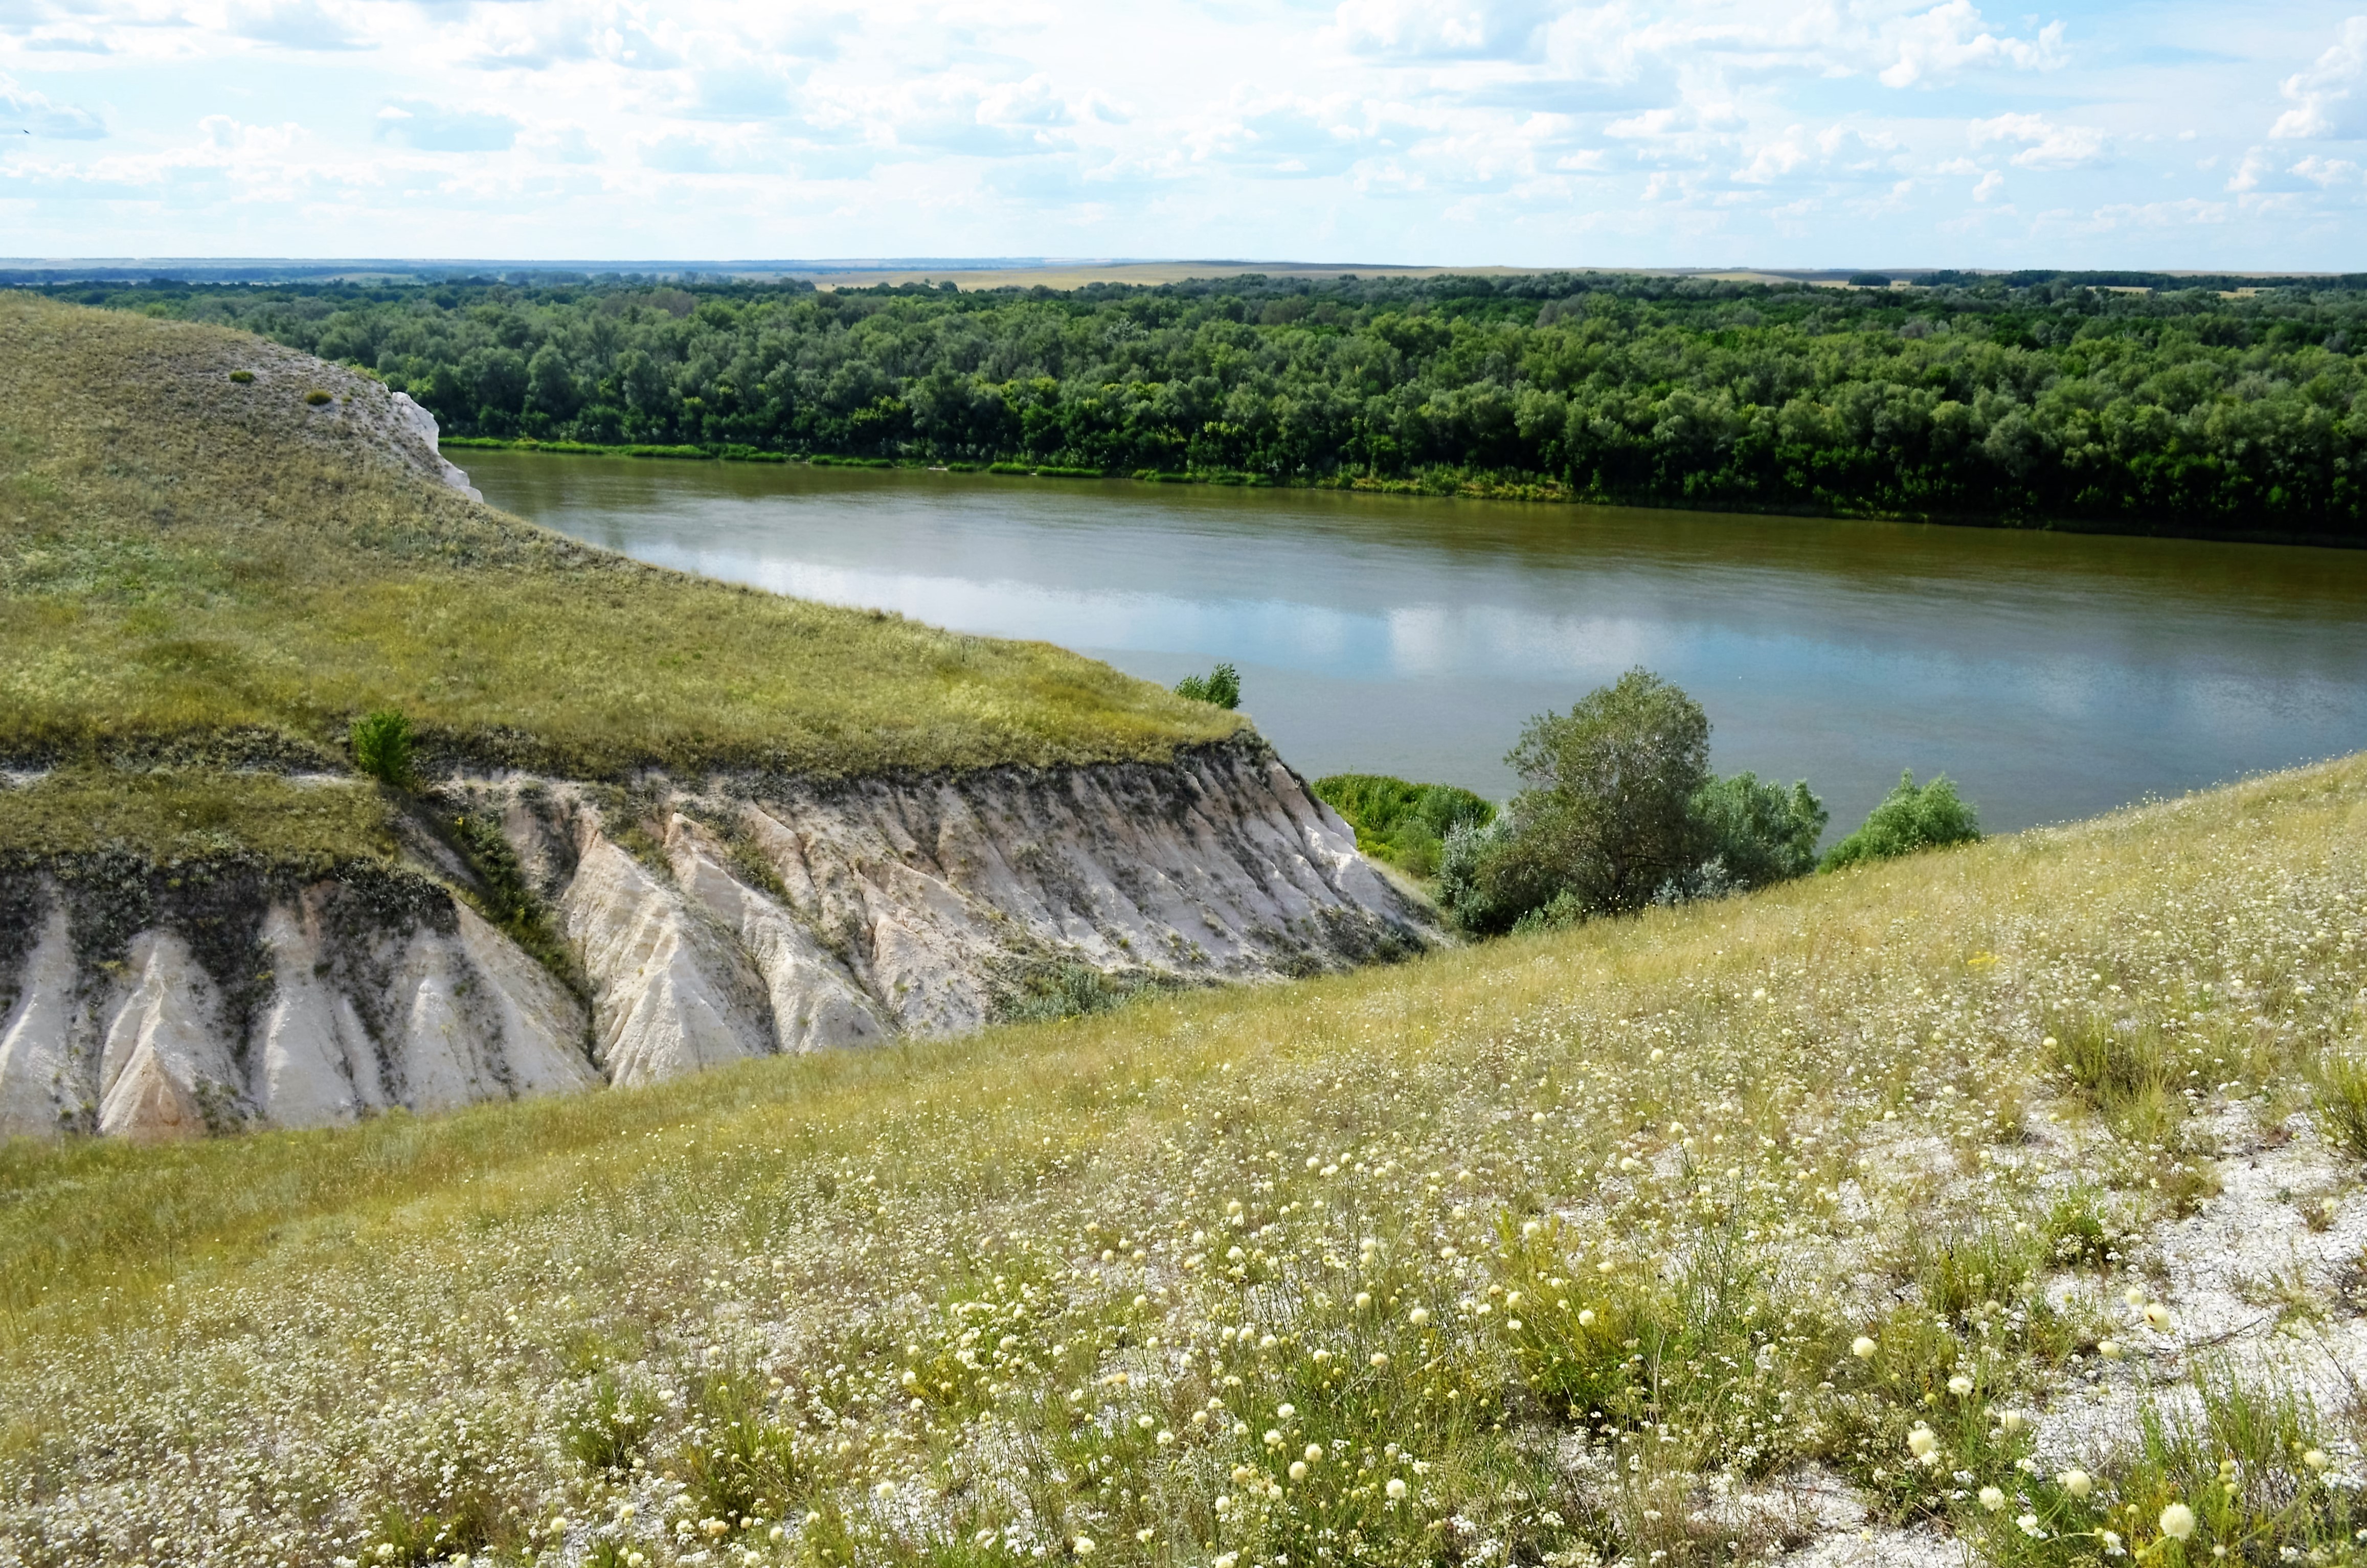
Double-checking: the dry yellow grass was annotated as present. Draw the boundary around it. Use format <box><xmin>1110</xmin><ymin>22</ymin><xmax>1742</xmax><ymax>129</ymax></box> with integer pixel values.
<box><xmin>2</xmin><ymin>755</ymin><xmax>2363</xmax><ymax>1566</ymax></box>
<box><xmin>0</xmin><ymin>294</ymin><xmax>1240</xmax><ymax>796</ymax></box>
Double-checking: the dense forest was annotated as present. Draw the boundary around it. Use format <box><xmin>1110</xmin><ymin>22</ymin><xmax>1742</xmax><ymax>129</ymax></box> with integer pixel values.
<box><xmin>54</xmin><ymin>267</ymin><xmax>2367</xmax><ymax>541</ymax></box>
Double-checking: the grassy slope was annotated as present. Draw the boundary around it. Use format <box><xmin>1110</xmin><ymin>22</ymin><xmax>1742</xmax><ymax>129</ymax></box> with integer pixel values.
<box><xmin>3</xmin><ymin>758</ymin><xmax>2363</xmax><ymax>1565</ymax></box>
<box><xmin>0</xmin><ymin>294</ymin><xmax>1239</xmax><ymax>794</ymax></box>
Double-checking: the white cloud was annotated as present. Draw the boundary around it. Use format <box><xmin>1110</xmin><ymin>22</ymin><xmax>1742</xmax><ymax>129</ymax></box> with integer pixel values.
<box><xmin>2291</xmin><ymin>153</ymin><xmax>2364</xmax><ymax>185</ymax></box>
<box><xmin>226</xmin><ymin>0</ymin><xmax>368</xmax><ymax>52</ymax></box>
<box><xmin>1878</xmin><ymin>1</ymin><xmax>2065</xmax><ymax>88</ymax></box>
<box><xmin>1969</xmin><ymin>111</ymin><xmax>2106</xmax><ymax>169</ymax></box>
<box><xmin>375</xmin><ymin>100</ymin><xmax>521</xmax><ymax>153</ymax></box>
<box><xmin>1332</xmin><ymin>0</ymin><xmax>1555</xmax><ymax>61</ymax></box>
<box><xmin>2271</xmin><ymin>16</ymin><xmax>2367</xmax><ymax>140</ymax></box>
<box><xmin>2082</xmin><ymin>197</ymin><xmax>2231</xmax><ymax>229</ymax></box>
<box><xmin>1733</xmin><ymin>126</ymin><xmax>1810</xmax><ymax>183</ymax></box>
<box><xmin>1</xmin><ymin>74</ymin><xmax>106</xmax><ymax>138</ymax></box>
<box><xmin>637</xmin><ymin>131</ymin><xmax>748</xmax><ymax>174</ymax></box>
<box><xmin>0</xmin><ymin>0</ymin><xmax>2356</xmax><ymax>266</ymax></box>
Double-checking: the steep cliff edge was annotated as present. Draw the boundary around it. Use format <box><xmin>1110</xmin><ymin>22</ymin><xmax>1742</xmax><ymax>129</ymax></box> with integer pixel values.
<box><xmin>0</xmin><ymin>295</ymin><xmax>1432</xmax><ymax>1140</ymax></box>
<box><xmin>0</xmin><ymin>743</ymin><xmax>1431</xmax><ymax>1139</ymax></box>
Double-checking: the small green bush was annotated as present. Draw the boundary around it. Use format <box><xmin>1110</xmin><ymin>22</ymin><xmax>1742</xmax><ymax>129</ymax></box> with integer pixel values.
<box><xmin>1438</xmin><ymin>675</ymin><xmax>1836</xmax><ymax>933</ymax></box>
<box><xmin>2310</xmin><ymin>1051</ymin><xmax>2367</xmax><ymax>1158</ymax></box>
<box><xmin>1173</xmin><ymin>662</ymin><xmax>1241</xmax><ymax>710</ymax></box>
<box><xmin>999</xmin><ymin>962</ymin><xmax>1154</xmax><ymax>1024</ymax></box>
<box><xmin>350</xmin><ymin>709</ymin><xmax>417</xmax><ymax>789</ymax></box>
<box><xmin>675</xmin><ymin>1374</ymin><xmax>807</xmax><ymax>1521</ymax></box>
<box><xmin>1819</xmin><ymin>770</ymin><xmax>1980</xmax><ymax>871</ymax></box>
<box><xmin>986</xmin><ymin>461</ymin><xmax>1032</xmax><ymax>474</ymax></box>
<box><xmin>227</xmin><ymin>370</ymin><xmax>254</xmax><ymax>384</ymax></box>
<box><xmin>559</xmin><ymin>1372</ymin><xmax>660</xmax><ymax>1472</ymax></box>
<box><xmin>1312</xmin><ymin>773</ymin><xmax>1495</xmax><ymax>878</ymax></box>
<box><xmin>304</xmin><ymin>389</ymin><xmax>332</xmax><ymax>406</ymax></box>
<box><xmin>1691</xmin><ymin>771</ymin><xmax>1828</xmax><ymax>891</ymax></box>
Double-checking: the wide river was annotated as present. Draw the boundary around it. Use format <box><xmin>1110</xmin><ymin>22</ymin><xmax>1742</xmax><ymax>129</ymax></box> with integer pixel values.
<box><xmin>467</xmin><ymin>450</ymin><xmax>2367</xmax><ymax>837</ymax></box>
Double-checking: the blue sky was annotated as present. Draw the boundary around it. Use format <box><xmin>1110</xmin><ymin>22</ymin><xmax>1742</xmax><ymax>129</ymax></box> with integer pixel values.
<box><xmin>2</xmin><ymin>0</ymin><xmax>2364</xmax><ymax>268</ymax></box>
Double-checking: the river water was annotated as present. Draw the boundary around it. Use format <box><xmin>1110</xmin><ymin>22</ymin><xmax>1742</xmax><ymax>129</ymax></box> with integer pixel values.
<box><xmin>466</xmin><ymin>450</ymin><xmax>2367</xmax><ymax>837</ymax></box>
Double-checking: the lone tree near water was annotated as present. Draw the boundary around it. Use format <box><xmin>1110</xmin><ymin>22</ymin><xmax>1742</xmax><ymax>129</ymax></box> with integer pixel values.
<box><xmin>1503</xmin><ymin>668</ymin><xmax>1712</xmax><ymax>914</ymax></box>
<box><xmin>1442</xmin><ymin>669</ymin><xmax>1713</xmax><ymax>933</ymax></box>
<box><xmin>1440</xmin><ymin>669</ymin><xmax>1833</xmax><ymax>935</ymax></box>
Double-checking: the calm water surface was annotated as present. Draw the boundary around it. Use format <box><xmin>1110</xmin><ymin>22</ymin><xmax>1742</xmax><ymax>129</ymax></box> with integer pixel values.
<box><xmin>467</xmin><ymin>451</ymin><xmax>2367</xmax><ymax>837</ymax></box>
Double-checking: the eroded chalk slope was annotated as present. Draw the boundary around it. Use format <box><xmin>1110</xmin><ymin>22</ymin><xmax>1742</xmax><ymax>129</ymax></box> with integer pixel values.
<box><xmin>0</xmin><ymin>741</ymin><xmax>1432</xmax><ymax>1137</ymax></box>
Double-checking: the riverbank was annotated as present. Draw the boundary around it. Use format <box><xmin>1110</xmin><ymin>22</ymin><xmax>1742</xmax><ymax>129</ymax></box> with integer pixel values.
<box><xmin>438</xmin><ymin>437</ymin><xmax>2366</xmax><ymax>549</ymax></box>
<box><xmin>458</xmin><ymin>443</ymin><xmax>2367</xmax><ymax>837</ymax></box>
<box><xmin>3</xmin><ymin>297</ymin><xmax>1433</xmax><ymax>1141</ymax></box>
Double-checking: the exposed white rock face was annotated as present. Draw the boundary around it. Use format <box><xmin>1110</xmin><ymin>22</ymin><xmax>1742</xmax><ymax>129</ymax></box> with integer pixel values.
<box><xmin>480</xmin><ymin>739</ymin><xmax>1429</xmax><ymax>1062</ymax></box>
<box><xmin>558</xmin><ymin>837</ymin><xmax>777</xmax><ymax>1087</ymax></box>
<box><xmin>0</xmin><ymin>881</ymin><xmax>596</xmax><ymax>1141</ymax></box>
<box><xmin>389</xmin><ymin>390</ymin><xmax>484</xmax><ymax>502</ymax></box>
<box><xmin>663</xmin><ymin>816</ymin><xmax>888</xmax><ymax>1055</ymax></box>
<box><xmin>0</xmin><ymin>910</ymin><xmax>82</xmax><ymax>1136</ymax></box>
<box><xmin>96</xmin><ymin>933</ymin><xmax>243</xmax><ymax>1139</ymax></box>
<box><xmin>0</xmin><ymin>741</ymin><xmax>1432</xmax><ymax>1138</ymax></box>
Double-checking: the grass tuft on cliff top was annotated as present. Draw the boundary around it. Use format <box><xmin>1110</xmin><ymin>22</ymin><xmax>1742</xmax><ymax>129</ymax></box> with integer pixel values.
<box><xmin>0</xmin><ymin>293</ymin><xmax>1242</xmax><ymax>787</ymax></box>
<box><xmin>3</xmin><ymin>755</ymin><xmax>2364</xmax><ymax>1566</ymax></box>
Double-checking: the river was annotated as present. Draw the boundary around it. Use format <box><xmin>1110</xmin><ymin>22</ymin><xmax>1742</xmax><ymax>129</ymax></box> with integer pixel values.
<box><xmin>465</xmin><ymin>451</ymin><xmax>2367</xmax><ymax>837</ymax></box>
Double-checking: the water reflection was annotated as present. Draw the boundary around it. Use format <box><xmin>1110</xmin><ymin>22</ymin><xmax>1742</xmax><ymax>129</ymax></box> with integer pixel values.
<box><xmin>466</xmin><ymin>453</ymin><xmax>2367</xmax><ymax>836</ymax></box>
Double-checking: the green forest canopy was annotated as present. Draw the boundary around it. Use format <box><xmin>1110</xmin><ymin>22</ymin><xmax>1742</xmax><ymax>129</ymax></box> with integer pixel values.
<box><xmin>52</xmin><ymin>268</ymin><xmax>2367</xmax><ymax>541</ymax></box>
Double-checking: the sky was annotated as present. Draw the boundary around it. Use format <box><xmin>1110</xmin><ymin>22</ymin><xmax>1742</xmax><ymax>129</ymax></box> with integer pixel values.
<box><xmin>2</xmin><ymin>1</ymin><xmax>2365</xmax><ymax>269</ymax></box>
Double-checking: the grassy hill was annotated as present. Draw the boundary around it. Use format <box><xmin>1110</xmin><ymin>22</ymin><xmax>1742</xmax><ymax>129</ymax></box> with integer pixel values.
<box><xmin>3</xmin><ymin>755</ymin><xmax>2362</xmax><ymax>1565</ymax></box>
<box><xmin>0</xmin><ymin>294</ymin><xmax>1239</xmax><ymax>803</ymax></box>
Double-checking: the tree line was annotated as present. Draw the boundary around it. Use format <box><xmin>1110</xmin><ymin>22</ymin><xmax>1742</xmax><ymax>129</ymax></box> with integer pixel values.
<box><xmin>54</xmin><ymin>268</ymin><xmax>2367</xmax><ymax>540</ymax></box>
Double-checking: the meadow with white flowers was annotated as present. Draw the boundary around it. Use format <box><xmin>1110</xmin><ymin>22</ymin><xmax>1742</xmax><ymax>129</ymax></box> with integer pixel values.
<box><xmin>3</xmin><ymin>754</ymin><xmax>2364</xmax><ymax>1568</ymax></box>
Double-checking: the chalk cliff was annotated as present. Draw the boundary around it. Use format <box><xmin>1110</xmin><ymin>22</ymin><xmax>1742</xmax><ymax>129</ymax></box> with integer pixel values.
<box><xmin>0</xmin><ymin>742</ymin><xmax>1430</xmax><ymax>1139</ymax></box>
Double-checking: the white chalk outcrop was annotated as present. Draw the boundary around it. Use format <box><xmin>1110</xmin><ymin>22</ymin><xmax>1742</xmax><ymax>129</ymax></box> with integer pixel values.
<box><xmin>0</xmin><ymin>884</ymin><xmax>599</xmax><ymax>1141</ymax></box>
<box><xmin>389</xmin><ymin>390</ymin><xmax>484</xmax><ymax>502</ymax></box>
<box><xmin>0</xmin><ymin>741</ymin><xmax>1431</xmax><ymax>1139</ymax></box>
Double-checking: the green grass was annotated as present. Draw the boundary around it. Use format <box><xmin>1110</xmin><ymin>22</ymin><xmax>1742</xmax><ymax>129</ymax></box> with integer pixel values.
<box><xmin>0</xmin><ymin>296</ymin><xmax>1241</xmax><ymax>805</ymax></box>
<box><xmin>0</xmin><ymin>767</ymin><xmax>397</xmax><ymax>864</ymax></box>
<box><xmin>1312</xmin><ymin>773</ymin><xmax>1495</xmax><ymax>880</ymax></box>
<box><xmin>4</xmin><ymin>755</ymin><xmax>2364</xmax><ymax>1564</ymax></box>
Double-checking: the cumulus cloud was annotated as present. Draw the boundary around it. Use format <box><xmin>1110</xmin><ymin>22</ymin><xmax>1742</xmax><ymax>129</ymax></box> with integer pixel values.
<box><xmin>1184</xmin><ymin>93</ymin><xmax>1370</xmax><ymax>177</ymax></box>
<box><xmin>2271</xmin><ymin>16</ymin><xmax>2367</xmax><ymax>140</ymax></box>
<box><xmin>0</xmin><ymin>0</ymin><xmax>2356</xmax><ymax>265</ymax></box>
<box><xmin>1333</xmin><ymin>0</ymin><xmax>1556</xmax><ymax>61</ymax></box>
<box><xmin>1733</xmin><ymin>127</ymin><xmax>1811</xmax><ymax>183</ymax></box>
<box><xmin>1879</xmin><ymin>1</ymin><xmax>2065</xmax><ymax>87</ymax></box>
<box><xmin>638</xmin><ymin>132</ymin><xmax>749</xmax><ymax>173</ymax></box>
<box><xmin>4</xmin><ymin>80</ymin><xmax>106</xmax><ymax>139</ymax></box>
<box><xmin>462</xmin><ymin>5</ymin><xmax>682</xmax><ymax>73</ymax></box>
<box><xmin>1969</xmin><ymin>111</ymin><xmax>2106</xmax><ymax>169</ymax></box>
<box><xmin>857</xmin><ymin>72</ymin><xmax>1081</xmax><ymax>157</ymax></box>
<box><xmin>2291</xmin><ymin>153</ymin><xmax>2364</xmax><ymax>185</ymax></box>
<box><xmin>2083</xmin><ymin>197</ymin><xmax>2231</xmax><ymax>229</ymax></box>
<box><xmin>227</xmin><ymin>0</ymin><xmax>369</xmax><ymax>51</ymax></box>
<box><xmin>1</xmin><ymin>75</ymin><xmax>106</xmax><ymax>138</ymax></box>
<box><xmin>375</xmin><ymin>100</ymin><xmax>522</xmax><ymax>152</ymax></box>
